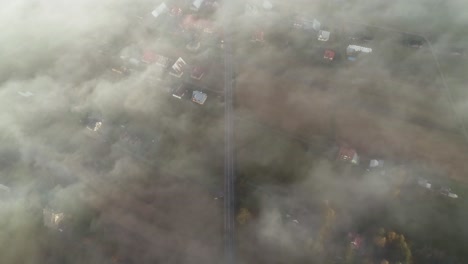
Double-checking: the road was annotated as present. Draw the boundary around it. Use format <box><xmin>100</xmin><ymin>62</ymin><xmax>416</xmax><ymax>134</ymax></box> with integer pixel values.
<box><xmin>223</xmin><ymin>13</ymin><xmax>236</xmax><ymax>264</ymax></box>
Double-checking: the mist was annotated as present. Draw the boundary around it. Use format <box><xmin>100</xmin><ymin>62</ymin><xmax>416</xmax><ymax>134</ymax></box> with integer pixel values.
<box><xmin>1</xmin><ymin>0</ymin><xmax>468</xmax><ymax>263</ymax></box>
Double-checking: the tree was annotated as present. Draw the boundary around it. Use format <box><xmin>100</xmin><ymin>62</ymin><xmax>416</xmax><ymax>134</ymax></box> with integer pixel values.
<box><xmin>236</xmin><ymin>208</ymin><xmax>252</xmax><ymax>225</ymax></box>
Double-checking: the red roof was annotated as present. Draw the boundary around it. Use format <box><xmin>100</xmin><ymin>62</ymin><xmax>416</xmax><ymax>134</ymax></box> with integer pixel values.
<box><xmin>142</xmin><ymin>50</ymin><xmax>158</xmax><ymax>64</ymax></box>
<box><xmin>191</xmin><ymin>66</ymin><xmax>206</xmax><ymax>80</ymax></box>
<box><xmin>324</xmin><ymin>49</ymin><xmax>335</xmax><ymax>60</ymax></box>
<box><xmin>169</xmin><ymin>7</ymin><xmax>183</xmax><ymax>17</ymax></box>
<box><xmin>181</xmin><ymin>15</ymin><xmax>215</xmax><ymax>33</ymax></box>
<box><xmin>338</xmin><ymin>146</ymin><xmax>357</xmax><ymax>162</ymax></box>
<box><xmin>252</xmin><ymin>30</ymin><xmax>265</xmax><ymax>42</ymax></box>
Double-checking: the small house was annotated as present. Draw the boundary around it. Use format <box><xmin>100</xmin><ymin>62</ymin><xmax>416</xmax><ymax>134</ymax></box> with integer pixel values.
<box><xmin>337</xmin><ymin>146</ymin><xmax>359</xmax><ymax>164</ymax></box>
<box><xmin>323</xmin><ymin>49</ymin><xmax>335</xmax><ymax>61</ymax></box>
<box><xmin>318</xmin><ymin>30</ymin><xmax>330</xmax><ymax>41</ymax></box>
<box><xmin>169</xmin><ymin>57</ymin><xmax>188</xmax><ymax>78</ymax></box>
<box><xmin>192</xmin><ymin>90</ymin><xmax>208</xmax><ymax>105</ymax></box>
<box><xmin>346</xmin><ymin>45</ymin><xmax>372</xmax><ymax>61</ymax></box>
<box><xmin>151</xmin><ymin>2</ymin><xmax>169</xmax><ymax>18</ymax></box>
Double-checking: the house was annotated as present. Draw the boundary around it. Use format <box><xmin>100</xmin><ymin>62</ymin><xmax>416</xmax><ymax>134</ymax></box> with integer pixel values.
<box><xmin>192</xmin><ymin>90</ymin><xmax>208</xmax><ymax>105</ymax></box>
<box><xmin>318</xmin><ymin>30</ymin><xmax>330</xmax><ymax>41</ymax></box>
<box><xmin>86</xmin><ymin>118</ymin><xmax>102</xmax><ymax>132</ymax></box>
<box><xmin>119</xmin><ymin>127</ymin><xmax>142</xmax><ymax>147</ymax></box>
<box><xmin>169</xmin><ymin>57</ymin><xmax>187</xmax><ymax>77</ymax></box>
<box><xmin>245</xmin><ymin>3</ymin><xmax>260</xmax><ymax>16</ymax></box>
<box><xmin>186</xmin><ymin>36</ymin><xmax>201</xmax><ymax>52</ymax></box>
<box><xmin>43</xmin><ymin>208</ymin><xmax>66</xmax><ymax>232</ymax></box>
<box><xmin>151</xmin><ymin>2</ymin><xmax>169</xmax><ymax>18</ymax></box>
<box><xmin>369</xmin><ymin>159</ymin><xmax>384</xmax><ymax>169</ymax></box>
<box><xmin>368</xmin><ymin>159</ymin><xmax>386</xmax><ymax>175</ymax></box>
<box><xmin>115</xmin><ymin>45</ymin><xmax>145</xmax><ymax>72</ymax></box>
<box><xmin>251</xmin><ymin>30</ymin><xmax>265</xmax><ymax>43</ymax></box>
<box><xmin>155</xmin><ymin>55</ymin><xmax>172</xmax><ymax>68</ymax></box>
<box><xmin>293</xmin><ymin>16</ymin><xmax>320</xmax><ymax>31</ymax></box>
<box><xmin>323</xmin><ymin>49</ymin><xmax>335</xmax><ymax>61</ymax></box>
<box><xmin>346</xmin><ymin>45</ymin><xmax>372</xmax><ymax>61</ymax></box>
<box><xmin>169</xmin><ymin>6</ymin><xmax>183</xmax><ymax>17</ymax></box>
<box><xmin>141</xmin><ymin>50</ymin><xmax>158</xmax><ymax>64</ymax></box>
<box><xmin>417</xmin><ymin>178</ymin><xmax>432</xmax><ymax>189</ymax></box>
<box><xmin>245</xmin><ymin>0</ymin><xmax>272</xmax><ymax>16</ymax></box>
<box><xmin>440</xmin><ymin>187</ymin><xmax>458</xmax><ymax>198</ymax></box>
<box><xmin>348</xmin><ymin>233</ymin><xmax>364</xmax><ymax>249</ymax></box>
<box><xmin>181</xmin><ymin>15</ymin><xmax>215</xmax><ymax>34</ymax></box>
<box><xmin>191</xmin><ymin>66</ymin><xmax>206</xmax><ymax>80</ymax></box>
<box><xmin>337</xmin><ymin>146</ymin><xmax>359</xmax><ymax>164</ymax></box>
<box><xmin>401</xmin><ymin>35</ymin><xmax>424</xmax><ymax>48</ymax></box>
<box><xmin>190</xmin><ymin>0</ymin><xmax>205</xmax><ymax>11</ymax></box>
<box><xmin>172</xmin><ymin>84</ymin><xmax>189</xmax><ymax>99</ymax></box>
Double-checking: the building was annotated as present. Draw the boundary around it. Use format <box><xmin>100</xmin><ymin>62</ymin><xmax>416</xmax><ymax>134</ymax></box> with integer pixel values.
<box><xmin>86</xmin><ymin>118</ymin><xmax>102</xmax><ymax>132</ymax></box>
<box><xmin>318</xmin><ymin>30</ymin><xmax>330</xmax><ymax>41</ymax></box>
<box><xmin>191</xmin><ymin>66</ymin><xmax>206</xmax><ymax>80</ymax></box>
<box><xmin>141</xmin><ymin>50</ymin><xmax>158</xmax><ymax>64</ymax></box>
<box><xmin>192</xmin><ymin>90</ymin><xmax>208</xmax><ymax>105</ymax></box>
<box><xmin>169</xmin><ymin>57</ymin><xmax>187</xmax><ymax>78</ymax></box>
<box><xmin>417</xmin><ymin>178</ymin><xmax>432</xmax><ymax>189</ymax></box>
<box><xmin>155</xmin><ymin>55</ymin><xmax>172</xmax><ymax>68</ymax></box>
<box><xmin>440</xmin><ymin>187</ymin><xmax>458</xmax><ymax>198</ymax></box>
<box><xmin>172</xmin><ymin>84</ymin><xmax>188</xmax><ymax>99</ymax></box>
<box><xmin>181</xmin><ymin>15</ymin><xmax>215</xmax><ymax>34</ymax></box>
<box><xmin>337</xmin><ymin>146</ymin><xmax>359</xmax><ymax>164</ymax></box>
<box><xmin>346</xmin><ymin>45</ymin><xmax>372</xmax><ymax>61</ymax></box>
<box><xmin>43</xmin><ymin>208</ymin><xmax>66</xmax><ymax>232</ymax></box>
<box><xmin>348</xmin><ymin>233</ymin><xmax>364</xmax><ymax>249</ymax></box>
<box><xmin>323</xmin><ymin>49</ymin><xmax>335</xmax><ymax>61</ymax></box>
<box><xmin>293</xmin><ymin>16</ymin><xmax>320</xmax><ymax>31</ymax></box>
<box><xmin>190</xmin><ymin>0</ymin><xmax>205</xmax><ymax>11</ymax></box>
<box><xmin>151</xmin><ymin>2</ymin><xmax>169</xmax><ymax>18</ymax></box>
<box><xmin>186</xmin><ymin>37</ymin><xmax>201</xmax><ymax>52</ymax></box>
<box><xmin>251</xmin><ymin>30</ymin><xmax>265</xmax><ymax>43</ymax></box>
<box><xmin>369</xmin><ymin>159</ymin><xmax>384</xmax><ymax>169</ymax></box>
<box><xmin>245</xmin><ymin>0</ymin><xmax>272</xmax><ymax>16</ymax></box>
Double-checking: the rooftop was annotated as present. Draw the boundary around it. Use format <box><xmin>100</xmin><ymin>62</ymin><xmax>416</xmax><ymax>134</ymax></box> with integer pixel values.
<box><xmin>318</xmin><ymin>30</ymin><xmax>330</xmax><ymax>41</ymax></box>
<box><xmin>192</xmin><ymin>90</ymin><xmax>208</xmax><ymax>105</ymax></box>
<box><xmin>338</xmin><ymin>146</ymin><xmax>359</xmax><ymax>164</ymax></box>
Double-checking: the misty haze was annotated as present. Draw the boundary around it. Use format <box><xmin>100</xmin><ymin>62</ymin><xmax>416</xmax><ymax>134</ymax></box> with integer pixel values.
<box><xmin>1</xmin><ymin>0</ymin><xmax>468</xmax><ymax>263</ymax></box>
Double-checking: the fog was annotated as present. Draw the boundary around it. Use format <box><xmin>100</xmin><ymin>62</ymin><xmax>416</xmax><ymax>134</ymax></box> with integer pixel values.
<box><xmin>1</xmin><ymin>0</ymin><xmax>468</xmax><ymax>263</ymax></box>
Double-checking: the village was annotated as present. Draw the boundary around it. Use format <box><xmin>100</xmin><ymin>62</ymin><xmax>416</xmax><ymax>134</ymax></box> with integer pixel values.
<box><xmin>1</xmin><ymin>0</ymin><xmax>468</xmax><ymax>263</ymax></box>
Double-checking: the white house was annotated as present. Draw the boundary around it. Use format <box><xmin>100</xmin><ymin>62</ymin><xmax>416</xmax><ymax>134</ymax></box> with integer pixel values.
<box><xmin>190</xmin><ymin>0</ymin><xmax>205</xmax><ymax>11</ymax></box>
<box><xmin>151</xmin><ymin>2</ymin><xmax>169</xmax><ymax>18</ymax></box>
